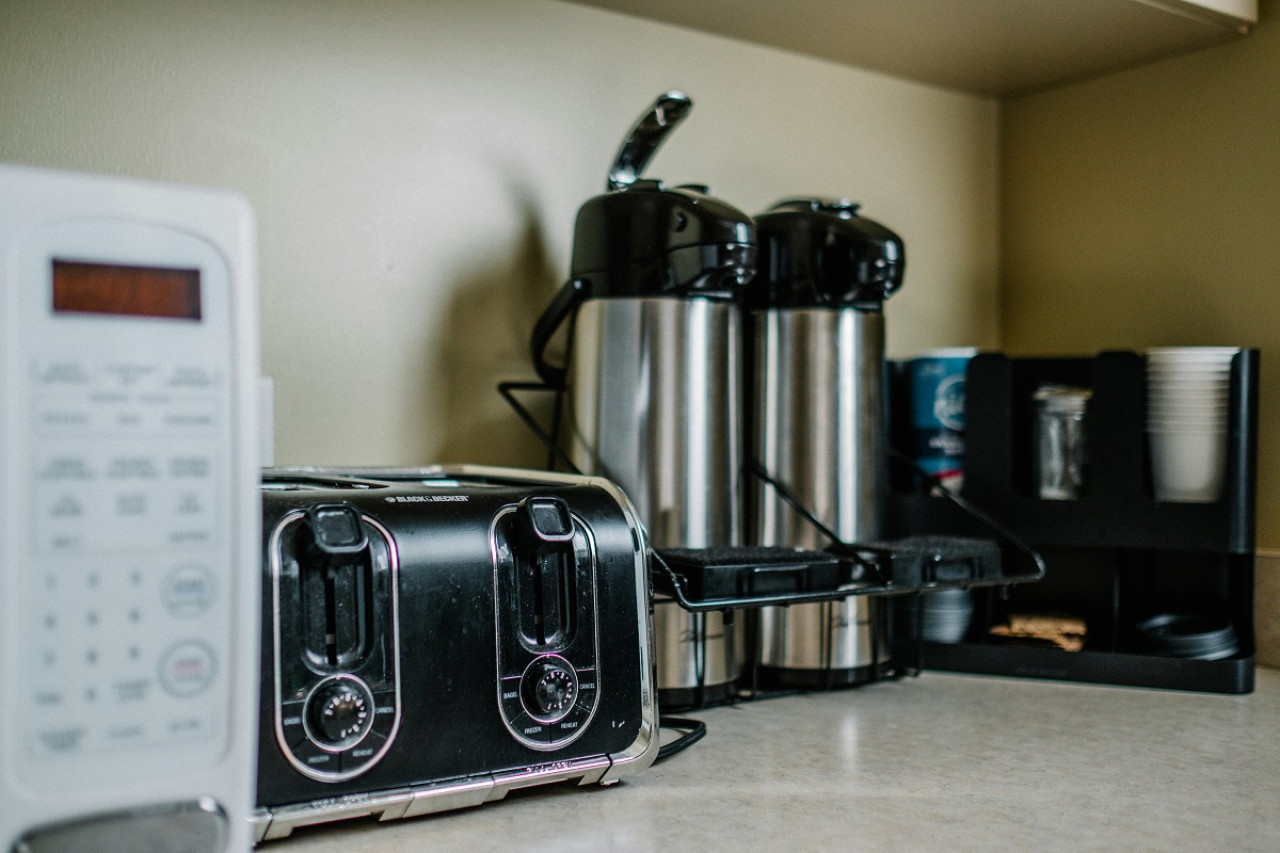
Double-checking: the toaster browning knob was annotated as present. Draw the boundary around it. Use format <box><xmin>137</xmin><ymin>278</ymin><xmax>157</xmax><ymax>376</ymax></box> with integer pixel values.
<box><xmin>306</xmin><ymin>676</ymin><xmax>374</xmax><ymax>749</ymax></box>
<box><xmin>522</xmin><ymin>657</ymin><xmax>578</xmax><ymax>722</ymax></box>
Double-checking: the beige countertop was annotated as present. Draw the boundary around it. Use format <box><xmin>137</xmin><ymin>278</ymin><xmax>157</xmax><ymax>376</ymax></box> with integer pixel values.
<box><xmin>265</xmin><ymin>667</ymin><xmax>1280</xmax><ymax>851</ymax></box>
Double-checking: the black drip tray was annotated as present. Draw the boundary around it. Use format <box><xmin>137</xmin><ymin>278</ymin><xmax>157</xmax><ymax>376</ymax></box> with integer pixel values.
<box><xmin>866</xmin><ymin>535</ymin><xmax>1005</xmax><ymax>588</ymax></box>
<box><xmin>654</xmin><ymin>546</ymin><xmax>853</xmax><ymax>602</ymax></box>
<box><xmin>652</xmin><ymin>535</ymin><xmax>1020</xmax><ymax>612</ymax></box>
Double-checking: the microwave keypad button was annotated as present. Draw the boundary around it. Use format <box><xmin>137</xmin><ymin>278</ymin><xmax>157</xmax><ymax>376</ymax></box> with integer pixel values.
<box><xmin>35</xmin><ymin>454</ymin><xmax>93</xmax><ymax>481</ymax></box>
<box><xmin>162</xmin><ymin>402</ymin><xmax>218</xmax><ymax>432</ymax></box>
<box><xmin>165</xmin><ymin>365</ymin><xmax>219</xmax><ymax>390</ymax></box>
<box><xmin>110</xmin><ymin>676</ymin><xmax>153</xmax><ymax>705</ymax></box>
<box><xmin>162</xmin><ymin>709</ymin><xmax>213</xmax><ymax>741</ymax></box>
<box><xmin>174</xmin><ymin>490</ymin><xmax>208</xmax><ymax>516</ymax></box>
<box><xmin>104</xmin><ymin>720</ymin><xmax>147</xmax><ymax>745</ymax></box>
<box><xmin>106</xmin><ymin>455</ymin><xmax>160</xmax><ymax>479</ymax></box>
<box><xmin>34</xmin><ymin>726</ymin><xmax>87</xmax><ymax>755</ymax></box>
<box><xmin>157</xmin><ymin>640</ymin><xmax>217</xmax><ymax>698</ymax></box>
<box><xmin>33</xmin><ymin>689</ymin><xmax>64</xmax><ymax>710</ymax></box>
<box><xmin>161</xmin><ymin>564</ymin><xmax>216</xmax><ymax>619</ymax></box>
<box><xmin>100</xmin><ymin>362</ymin><xmax>160</xmax><ymax>392</ymax></box>
<box><xmin>33</xmin><ymin>359</ymin><xmax>91</xmax><ymax>387</ymax></box>
<box><xmin>35</xmin><ymin>399</ymin><xmax>93</xmax><ymax>432</ymax></box>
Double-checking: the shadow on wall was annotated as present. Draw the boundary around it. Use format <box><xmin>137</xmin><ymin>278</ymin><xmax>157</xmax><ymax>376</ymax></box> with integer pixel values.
<box><xmin>433</xmin><ymin>190</ymin><xmax>564</xmax><ymax>470</ymax></box>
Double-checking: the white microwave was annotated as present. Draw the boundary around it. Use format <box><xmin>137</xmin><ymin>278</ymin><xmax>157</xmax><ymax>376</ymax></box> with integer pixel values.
<box><xmin>0</xmin><ymin>163</ymin><xmax>260</xmax><ymax>852</ymax></box>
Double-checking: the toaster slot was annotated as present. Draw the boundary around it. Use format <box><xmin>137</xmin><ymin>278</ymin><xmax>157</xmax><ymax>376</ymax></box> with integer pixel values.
<box><xmin>512</xmin><ymin>497</ymin><xmax>577</xmax><ymax>649</ymax></box>
<box><xmin>523</xmin><ymin>549</ymin><xmax>575</xmax><ymax>646</ymax></box>
<box><xmin>493</xmin><ymin>496</ymin><xmax>601</xmax><ymax>750</ymax></box>
<box><xmin>297</xmin><ymin>504</ymin><xmax>374</xmax><ymax>668</ymax></box>
<box><xmin>270</xmin><ymin>505</ymin><xmax>401</xmax><ymax>782</ymax></box>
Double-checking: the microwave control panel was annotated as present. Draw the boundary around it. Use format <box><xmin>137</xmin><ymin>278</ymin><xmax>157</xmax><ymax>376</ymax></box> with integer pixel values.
<box><xmin>0</xmin><ymin>163</ymin><xmax>259</xmax><ymax>853</ymax></box>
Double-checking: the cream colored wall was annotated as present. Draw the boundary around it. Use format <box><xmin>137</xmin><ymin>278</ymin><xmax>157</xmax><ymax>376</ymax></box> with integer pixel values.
<box><xmin>0</xmin><ymin>0</ymin><xmax>999</xmax><ymax>469</ymax></box>
<box><xmin>1001</xmin><ymin>11</ymin><xmax>1280</xmax><ymax>545</ymax></box>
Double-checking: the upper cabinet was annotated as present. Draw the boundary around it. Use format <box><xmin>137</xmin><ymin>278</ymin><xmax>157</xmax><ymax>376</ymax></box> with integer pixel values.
<box><xmin>564</xmin><ymin>0</ymin><xmax>1257</xmax><ymax>97</ymax></box>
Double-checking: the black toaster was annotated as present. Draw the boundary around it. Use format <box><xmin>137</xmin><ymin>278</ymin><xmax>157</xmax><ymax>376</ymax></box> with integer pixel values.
<box><xmin>252</xmin><ymin>466</ymin><xmax>657</xmax><ymax>841</ymax></box>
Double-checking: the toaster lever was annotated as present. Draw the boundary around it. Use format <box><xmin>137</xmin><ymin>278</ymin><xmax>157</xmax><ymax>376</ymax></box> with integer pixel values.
<box><xmin>510</xmin><ymin>497</ymin><xmax>577</xmax><ymax>649</ymax></box>
<box><xmin>303</xmin><ymin>503</ymin><xmax>369</xmax><ymax>558</ymax></box>
<box><xmin>298</xmin><ymin>503</ymin><xmax>374</xmax><ymax>668</ymax></box>
<box><xmin>517</xmin><ymin>496</ymin><xmax>575</xmax><ymax>545</ymax></box>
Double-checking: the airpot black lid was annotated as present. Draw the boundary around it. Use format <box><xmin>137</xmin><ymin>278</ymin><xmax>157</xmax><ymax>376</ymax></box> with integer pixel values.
<box><xmin>745</xmin><ymin>197</ymin><xmax>904</xmax><ymax>310</ymax></box>
<box><xmin>569</xmin><ymin>179</ymin><xmax>756</xmax><ymax>300</ymax></box>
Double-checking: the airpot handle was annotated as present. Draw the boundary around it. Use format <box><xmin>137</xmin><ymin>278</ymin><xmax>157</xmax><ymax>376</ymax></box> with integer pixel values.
<box><xmin>606</xmin><ymin>90</ymin><xmax>693</xmax><ymax>191</ymax></box>
<box><xmin>531</xmin><ymin>277</ymin><xmax>589</xmax><ymax>389</ymax></box>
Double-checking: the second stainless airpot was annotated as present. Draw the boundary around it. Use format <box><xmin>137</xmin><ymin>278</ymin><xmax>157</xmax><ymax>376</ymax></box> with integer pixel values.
<box><xmin>531</xmin><ymin>91</ymin><xmax>756</xmax><ymax>708</ymax></box>
<box><xmin>745</xmin><ymin>198</ymin><xmax>905</xmax><ymax>688</ymax></box>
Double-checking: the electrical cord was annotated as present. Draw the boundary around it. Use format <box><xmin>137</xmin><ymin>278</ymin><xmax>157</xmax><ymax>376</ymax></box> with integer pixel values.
<box><xmin>887</xmin><ymin>447</ymin><xmax>1047</xmax><ymax>578</ymax></box>
<box><xmin>655</xmin><ymin>716</ymin><xmax>707</xmax><ymax>763</ymax></box>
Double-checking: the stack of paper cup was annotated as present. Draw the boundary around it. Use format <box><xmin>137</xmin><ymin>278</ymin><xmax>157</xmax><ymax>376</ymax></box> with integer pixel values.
<box><xmin>1146</xmin><ymin>347</ymin><xmax>1239</xmax><ymax>503</ymax></box>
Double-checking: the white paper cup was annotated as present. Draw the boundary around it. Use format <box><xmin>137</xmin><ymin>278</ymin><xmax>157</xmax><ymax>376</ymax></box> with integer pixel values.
<box><xmin>1146</xmin><ymin>421</ymin><xmax>1229</xmax><ymax>434</ymax></box>
<box><xmin>1146</xmin><ymin>370</ymin><xmax>1231</xmax><ymax>381</ymax></box>
<box><xmin>1147</xmin><ymin>423</ymin><xmax>1229</xmax><ymax>435</ymax></box>
<box><xmin>1146</xmin><ymin>346</ymin><xmax>1240</xmax><ymax>364</ymax></box>
<box><xmin>1148</xmin><ymin>427</ymin><xmax>1228</xmax><ymax>503</ymax></box>
<box><xmin>1147</xmin><ymin>415</ymin><xmax>1230</xmax><ymax>424</ymax></box>
<box><xmin>1147</xmin><ymin>381</ymin><xmax>1228</xmax><ymax>390</ymax></box>
<box><xmin>1146</xmin><ymin>399</ymin><xmax>1230</xmax><ymax>412</ymax></box>
<box><xmin>1146</xmin><ymin>381</ymin><xmax>1223</xmax><ymax>394</ymax></box>
<box><xmin>1146</xmin><ymin>349</ymin><xmax>1235</xmax><ymax>444</ymax></box>
<box><xmin>1146</xmin><ymin>406</ymin><xmax>1229</xmax><ymax>425</ymax></box>
<box><xmin>1146</xmin><ymin>359</ymin><xmax>1235</xmax><ymax>370</ymax></box>
<box><xmin>1146</xmin><ymin>346</ymin><xmax>1239</xmax><ymax>356</ymax></box>
<box><xmin>1147</xmin><ymin>354</ymin><xmax>1235</xmax><ymax>363</ymax></box>
<box><xmin>1146</xmin><ymin>371</ymin><xmax>1231</xmax><ymax>384</ymax></box>
<box><xmin>1150</xmin><ymin>392</ymin><xmax>1230</xmax><ymax>406</ymax></box>
<box><xmin>1147</xmin><ymin>361</ymin><xmax>1233</xmax><ymax>373</ymax></box>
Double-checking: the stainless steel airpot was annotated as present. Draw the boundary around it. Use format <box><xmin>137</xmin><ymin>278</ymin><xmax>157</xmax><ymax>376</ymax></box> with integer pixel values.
<box><xmin>745</xmin><ymin>197</ymin><xmax>905</xmax><ymax>688</ymax></box>
<box><xmin>531</xmin><ymin>91</ymin><xmax>756</xmax><ymax>707</ymax></box>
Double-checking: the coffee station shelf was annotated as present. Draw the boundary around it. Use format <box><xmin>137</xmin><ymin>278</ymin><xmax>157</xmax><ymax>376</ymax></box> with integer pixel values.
<box><xmin>886</xmin><ymin>350</ymin><xmax>1259</xmax><ymax>694</ymax></box>
<box><xmin>902</xmin><ymin>636</ymin><xmax>1254</xmax><ymax>694</ymax></box>
<box><xmin>890</xmin><ymin>350</ymin><xmax>1257</xmax><ymax>553</ymax></box>
<box><xmin>565</xmin><ymin>0</ymin><xmax>1256</xmax><ymax>96</ymax></box>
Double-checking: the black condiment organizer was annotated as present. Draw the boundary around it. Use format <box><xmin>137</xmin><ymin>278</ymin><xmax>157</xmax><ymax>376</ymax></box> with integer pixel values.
<box><xmin>886</xmin><ymin>349</ymin><xmax>1258</xmax><ymax>694</ymax></box>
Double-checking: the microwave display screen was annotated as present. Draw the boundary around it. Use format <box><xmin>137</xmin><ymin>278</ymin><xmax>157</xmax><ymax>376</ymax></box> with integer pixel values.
<box><xmin>52</xmin><ymin>259</ymin><xmax>201</xmax><ymax>320</ymax></box>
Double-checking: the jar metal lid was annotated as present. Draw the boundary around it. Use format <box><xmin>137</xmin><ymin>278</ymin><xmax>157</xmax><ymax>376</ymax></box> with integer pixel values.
<box><xmin>1033</xmin><ymin>384</ymin><xmax>1091</xmax><ymax>414</ymax></box>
